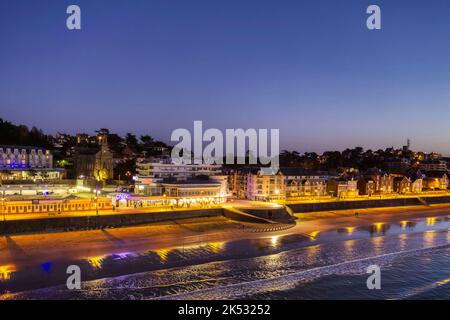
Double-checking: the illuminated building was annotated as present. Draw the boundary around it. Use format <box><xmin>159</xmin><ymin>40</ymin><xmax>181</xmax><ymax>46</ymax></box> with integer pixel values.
<box><xmin>363</xmin><ymin>168</ymin><xmax>394</xmax><ymax>194</ymax></box>
<box><xmin>0</xmin><ymin>183</ymin><xmax>73</xmax><ymax>196</ymax></box>
<box><xmin>230</xmin><ymin>167</ymin><xmax>332</xmax><ymax>201</ymax></box>
<box><xmin>280</xmin><ymin>167</ymin><xmax>328</xmax><ymax>198</ymax></box>
<box><xmin>0</xmin><ymin>197</ymin><xmax>112</xmax><ymax>214</ymax></box>
<box><xmin>285</xmin><ymin>178</ymin><xmax>327</xmax><ymax>198</ymax></box>
<box><xmin>406</xmin><ymin>169</ymin><xmax>423</xmax><ymax>193</ymax></box>
<box><xmin>135</xmin><ymin>157</ymin><xmax>222</xmax><ymax>196</ymax></box>
<box><xmin>393</xmin><ymin>176</ymin><xmax>412</xmax><ymax>194</ymax></box>
<box><xmin>73</xmin><ymin>134</ymin><xmax>113</xmax><ymax>181</ymax></box>
<box><xmin>357</xmin><ymin>176</ymin><xmax>376</xmax><ymax>195</ymax></box>
<box><xmin>112</xmin><ymin>176</ymin><xmax>228</xmax><ymax>208</ymax></box>
<box><xmin>411</xmin><ymin>178</ymin><xmax>423</xmax><ymax>193</ymax></box>
<box><xmin>162</xmin><ymin>179</ymin><xmax>227</xmax><ymax>204</ymax></box>
<box><xmin>231</xmin><ymin>168</ymin><xmax>285</xmax><ymax>201</ymax></box>
<box><xmin>0</xmin><ymin>145</ymin><xmax>64</xmax><ymax>181</ymax></box>
<box><xmin>227</xmin><ymin>167</ymin><xmax>256</xmax><ymax>199</ymax></box>
<box><xmin>327</xmin><ymin>177</ymin><xmax>358</xmax><ymax>199</ymax></box>
<box><xmin>423</xmin><ymin>171</ymin><xmax>449</xmax><ymax>190</ymax></box>
<box><xmin>0</xmin><ymin>145</ymin><xmax>53</xmax><ymax>169</ymax></box>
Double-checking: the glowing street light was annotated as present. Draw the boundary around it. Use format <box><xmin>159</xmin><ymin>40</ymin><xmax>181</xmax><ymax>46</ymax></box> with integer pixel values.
<box><xmin>1</xmin><ymin>198</ymin><xmax>5</xmax><ymax>222</ymax></box>
<box><xmin>95</xmin><ymin>175</ymin><xmax>100</xmax><ymax>216</ymax></box>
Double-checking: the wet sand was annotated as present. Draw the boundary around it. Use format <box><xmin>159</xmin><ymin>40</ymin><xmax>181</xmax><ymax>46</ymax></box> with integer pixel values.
<box><xmin>1</xmin><ymin>204</ymin><xmax>449</xmax><ymax>299</ymax></box>
<box><xmin>2</xmin><ymin>203</ymin><xmax>450</xmax><ymax>269</ymax></box>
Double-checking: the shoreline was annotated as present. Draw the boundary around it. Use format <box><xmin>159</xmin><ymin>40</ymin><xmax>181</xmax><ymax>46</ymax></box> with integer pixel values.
<box><xmin>2</xmin><ymin>204</ymin><xmax>450</xmax><ymax>297</ymax></box>
<box><xmin>2</xmin><ymin>203</ymin><xmax>450</xmax><ymax>268</ymax></box>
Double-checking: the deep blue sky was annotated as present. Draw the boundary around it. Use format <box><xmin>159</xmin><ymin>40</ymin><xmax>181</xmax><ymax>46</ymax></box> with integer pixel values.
<box><xmin>1</xmin><ymin>0</ymin><xmax>450</xmax><ymax>154</ymax></box>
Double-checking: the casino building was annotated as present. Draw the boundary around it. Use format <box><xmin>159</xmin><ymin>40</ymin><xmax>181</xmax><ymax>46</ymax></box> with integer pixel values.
<box><xmin>131</xmin><ymin>157</ymin><xmax>228</xmax><ymax>208</ymax></box>
<box><xmin>135</xmin><ymin>157</ymin><xmax>223</xmax><ymax>196</ymax></box>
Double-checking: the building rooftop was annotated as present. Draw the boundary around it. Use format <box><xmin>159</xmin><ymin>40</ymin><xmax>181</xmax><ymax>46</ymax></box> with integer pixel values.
<box><xmin>0</xmin><ymin>145</ymin><xmax>47</xmax><ymax>151</ymax></box>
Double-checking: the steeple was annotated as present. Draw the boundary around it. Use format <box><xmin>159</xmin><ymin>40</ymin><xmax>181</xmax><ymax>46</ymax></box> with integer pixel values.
<box><xmin>99</xmin><ymin>134</ymin><xmax>108</xmax><ymax>150</ymax></box>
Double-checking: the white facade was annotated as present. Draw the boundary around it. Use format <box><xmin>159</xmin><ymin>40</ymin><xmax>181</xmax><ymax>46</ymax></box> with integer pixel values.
<box><xmin>210</xmin><ymin>175</ymin><xmax>229</xmax><ymax>196</ymax></box>
<box><xmin>135</xmin><ymin>158</ymin><xmax>223</xmax><ymax>195</ymax></box>
<box><xmin>0</xmin><ymin>146</ymin><xmax>53</xmax><ymax>170</ymax></box>
<box><xmin>246</xmin><ymin>171</ymin><xmax>285</xmax><ymax>201</ymax></box>
<box><xmin>0</xmin><ymin>184</ymin><xmax>73</xmax><ymax>196</ymax></box>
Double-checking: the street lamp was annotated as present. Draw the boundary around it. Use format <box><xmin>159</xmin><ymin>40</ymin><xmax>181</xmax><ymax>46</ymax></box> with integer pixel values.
<box><xmin>1</xmin><ymin>198</ymin><xmax>5</xmax><ymax>222</ymax></box>
<box><xmin>95</xmin><ymin>175</ymin><xmax>100</xmax><ymax>216</ymax></box>
<box><xmin>95</xmin><ymin>137</ymin><xmax>105</xmax><ymax>217</ymax></box>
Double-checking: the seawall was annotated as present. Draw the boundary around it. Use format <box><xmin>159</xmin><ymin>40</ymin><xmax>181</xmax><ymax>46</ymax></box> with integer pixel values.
<box><xmin>287</xmin><ymin>196</ymin><xmax>450</xmax><ymax>213</ymax></box>
<box><xmin>3</xmin><ymin>195</ymin><xmax>450</xmax><ymax>235</ymax></box>
<box><xmin>239</xmin><ymin>207</ymin><xmax>295</xmax><ymax>223</ymax></box>
<box><xmin>0</xmin><ymin>208</ymin><xmax>223</xmax><ymax>235</ymax></box>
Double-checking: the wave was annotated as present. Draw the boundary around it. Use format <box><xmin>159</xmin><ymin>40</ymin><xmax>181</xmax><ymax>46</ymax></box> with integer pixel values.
<box><xmin>392</xmin><ymin>276</ymin><xmax>450</xmax><ymax>300</ymax></box>
<box><xmin>155</xmin><ymin>243</ymin><xmax>450</xmax><ymax>300</ymax></box>
<box><xmin>3</xmin><ymin>229</ymin><xmax>449</xmax><ymax>300</ymax></box>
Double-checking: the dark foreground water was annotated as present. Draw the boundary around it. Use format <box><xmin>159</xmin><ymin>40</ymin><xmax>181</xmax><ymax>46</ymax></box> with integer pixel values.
<box><xmin>247</xmin><ymin>245</ymin><xmax>450</xmax><ymax>300</ymax></box>
<box><xmin>1</xmin><ymin>215</ymin><xmax>450</xmax><ymax>299</ymax></box>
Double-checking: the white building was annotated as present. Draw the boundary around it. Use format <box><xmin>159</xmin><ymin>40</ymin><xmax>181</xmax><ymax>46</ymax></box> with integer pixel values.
<box><xmin>245</xmin><ymin>169</ymin><xmax>285</xmax><ymax>201</ymax></box>
<box><xmin>0</xmin><ymin>183</ymin><xmax>74</xmax><ymax>196</ymax></box>
<box><xmin>0</xmin><ymin>146</ymin><xmax>53</xmax><ymax>169</ymax></box>
<box><xmin>0</xmin><ymin>146</ymin><xmax>63</xmax><ymax>181</ymax></box>
<box><xmin>135</xmin><ymin>157</ymin><xmax>223</xmax><ymax>195</ymax></box>
<box><xmin>162</xmin><ymin>178</ymin><xmax>227</xmax><ymax>205</ymax></box>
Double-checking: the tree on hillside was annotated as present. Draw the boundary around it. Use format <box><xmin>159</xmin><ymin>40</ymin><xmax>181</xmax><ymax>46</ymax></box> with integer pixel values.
<box><xmin>0</xmin><ymin>119</ymin><xmax>52</xmax><ymax>148</ymax></box>
<box><xmin>140</xmin><ymin>135</ymin><xmax>154</xmax><ymax>146</ymax></box>
<box><xmin>125</xmin><ymin>133</ymin><xmax>138</xmax><ymax>152</ymax></box>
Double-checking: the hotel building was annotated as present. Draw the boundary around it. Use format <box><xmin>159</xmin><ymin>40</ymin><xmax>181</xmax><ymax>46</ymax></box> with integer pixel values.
<box><xmin>326</xmin><ymin>178</ymin><xmax>358</xmax><ymax>199</ymax></box>
<box><xmin>230</xmin><ymin>167</ymin><xmax>285</xmax><ymax>201</ymax></box>
<box><xmin>279</xmin><ymin>167</ymin><xmax>329</xmax><ymax>199</ymax></box>
<box><xmin>0</xmin><ymin>145</ymin><xmax>64</xmax><ymax>181</ymax></box>
<box><xmin>230</xmin><ymin>167</ymin><xmax>335</xmax><ymax>201</ymax></box>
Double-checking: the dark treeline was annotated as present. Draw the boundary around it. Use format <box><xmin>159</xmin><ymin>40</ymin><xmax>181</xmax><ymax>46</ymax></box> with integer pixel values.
<box><xmin>1</xmin><ymin>118</ymin><xmax>419</xmax><ymax>173</ymax></box>
<box><xmin>0</xmin><ymin>119</ymin><xmax>169</xmax><ymax>156</ymax></box>
<box><xmin>279</xmin><ymin>146</ymin><xmax>415</xmax><ymax>172</ymax></box>
<box><xmin>0</xmin><ymin>119</ymin><xmax>53</xmax><ymax>148</ymax></box>
<box><xmin>0</xmin><ymin>119</ymin><xmax>171</xmax><ymax>181</ymax></box>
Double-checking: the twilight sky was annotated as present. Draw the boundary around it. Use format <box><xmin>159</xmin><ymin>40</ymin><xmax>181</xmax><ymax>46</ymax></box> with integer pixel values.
<box><xmin>1</xmin><ymin>0</ymin><xmax>450</xmax><ymax>154</ymax></box>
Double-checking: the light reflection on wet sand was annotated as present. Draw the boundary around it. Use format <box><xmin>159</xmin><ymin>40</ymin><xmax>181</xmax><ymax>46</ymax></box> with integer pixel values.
<box><xmin>1</xmin><ymin>214</ymin><xmax>450</xmax><ymax>298</ymax></box>
<box><xmin>0</xmin><ymin>264</ymin><xmax>16</xmax><ymax>282</ymax></box>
